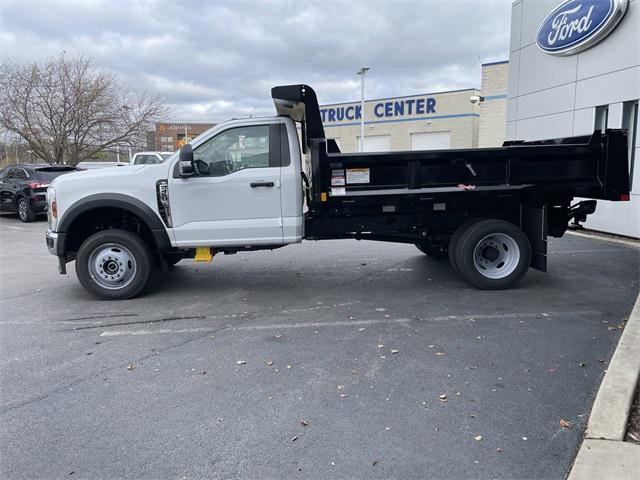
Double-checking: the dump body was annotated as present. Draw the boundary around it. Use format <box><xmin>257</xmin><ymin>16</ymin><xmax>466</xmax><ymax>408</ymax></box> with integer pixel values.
<box><xmin>269</xmin><ymin>85</ymin><xmax>630</xmax><ymax>272</ymax></box>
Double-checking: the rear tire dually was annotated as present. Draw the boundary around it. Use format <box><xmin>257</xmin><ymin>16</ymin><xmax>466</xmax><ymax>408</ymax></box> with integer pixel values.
<box><xmin>453</xmin><ymin>219</ymin><xmax>531</xmax><ymax>290</ymax></box>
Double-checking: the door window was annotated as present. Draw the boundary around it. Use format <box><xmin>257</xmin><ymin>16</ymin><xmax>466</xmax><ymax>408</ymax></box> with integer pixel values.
<box><xmin>193</xmin><ymin>125</ymin><xmax>270</xmax><ymax>176</ymax></box>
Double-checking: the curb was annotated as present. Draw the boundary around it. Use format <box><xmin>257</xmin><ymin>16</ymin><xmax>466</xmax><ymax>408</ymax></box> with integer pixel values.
<box><xmin>567</xmin><ymin>230</ymin><xmax>640</xmax><ymax>249</ymax></box>
<box><xmin>567</xmin><ymin>292</ymin><xmax>640</xmax><ymax>480</ymax></box>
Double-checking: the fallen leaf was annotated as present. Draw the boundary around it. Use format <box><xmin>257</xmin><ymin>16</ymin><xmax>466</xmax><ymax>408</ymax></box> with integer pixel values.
<box><xmin>579</xmin><ymin>362</ymin><xmax>587</xmax><ymax>367</ymax></box>
<box><xmin>265</xmin><ymin>360</ymin><xmax>274</xmax><ymax>366</ymax></box>
<box><xmin>201</xmin><ymin>371</ymin><xmax>207</xmax><ymax>375</ymax></box>
<box><xmin>340</xmin><ymin>393</ymin><xmax>348</xmax><ymax>398</ymax></box>
<box><xmin>372</xmin><ymin>460</ymin><xmax>379</xmax><ymax>466</ymax></box>
<box><xmin>559</xmin><ymin>419</ymin><xmax>572</xmax><ymax>429</ymax></box>
<box><xmin>286</xmin><ymin>365</ymin><xmax>292</xmax><ymax>369</ymax></box>
<box><xmin>236</xmin><ymin>360</ymin><xmax>246</xmax><ymax>365</ymax></box>
<box><xmin>300</xmin><ymin>419</ymin><xmax>309</xmax><ymax>426</ymax></box>
<box><xmin>377</xmin><ymin>344</ymin><xmax>384</xmax><ymax>349</ymax></box>
<box><xmin>390</xmin><ymin>349</ymin><xmax>399</xmax><ymax>354</ymax></box>
<box><xmin>439</xmin><ymin>394</ymin><xmax>447</xmax><ymax>402</ymax></box>
<box><xmin>496</xmin><ymin>448</ymin><xmax>502</xmax><ymax>453</ymax></box>
<box><xmin>522</xmin><ymin>436</ymin><xmax>528</xmax><ymax>441</ymax></box>
<box><xmin>474</xmin><ymin>435</ymin><xmax>483</xmax><ymax>441</ymax></box>
<box><xmin>127</xmin><ymin>363</ymin><xmax>135</xmax><ymax>371</ymax></box>
<box><xmin>291</xmin><ymin>436</ymin><xmax>298</xmax><ymax>442</ymax></box>
<box><xmin>436</xmin><ymin>352</ymin><xmax>446</xmax><ymax>356</ymax></box>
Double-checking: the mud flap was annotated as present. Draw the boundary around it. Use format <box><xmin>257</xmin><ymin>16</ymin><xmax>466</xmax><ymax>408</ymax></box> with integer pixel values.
<box><xmin>522</xmin><ymin>206</ymin><xmax>547</xmax><ymax>272</ymax></box>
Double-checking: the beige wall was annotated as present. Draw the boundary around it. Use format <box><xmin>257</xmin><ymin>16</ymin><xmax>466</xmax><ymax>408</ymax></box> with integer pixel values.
<box><xmin>478</xmin><ymin>61</ymin><xmax>509</xmax><ymax>147</ymax></box>
<box><xmin>321</xmin><ymin>89</ymin><xmax>481</xmax><ymax>153</ymax></box>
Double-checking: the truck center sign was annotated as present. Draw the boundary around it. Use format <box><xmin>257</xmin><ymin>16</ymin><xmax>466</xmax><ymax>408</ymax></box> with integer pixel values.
<box><xmin>320</xmin><ymin>97</ymin><xmax>437</xmax><ymax>123</ymax></box>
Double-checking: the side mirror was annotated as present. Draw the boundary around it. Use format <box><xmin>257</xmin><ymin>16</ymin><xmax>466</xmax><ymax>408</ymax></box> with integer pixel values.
<box><xmin>179</xmin><ymin>144</ymin><xmax>194</xmax><ymax>177</ymax></box>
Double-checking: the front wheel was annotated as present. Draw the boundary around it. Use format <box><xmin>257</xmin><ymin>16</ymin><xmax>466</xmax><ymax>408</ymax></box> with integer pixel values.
<box><xmin>76</xmin><ymin>229</ymin><xmax>152</xmax><ymax>299</ymax></box>
<box><xmin>454</xmin><ymin>219</ymin><xmax>531</xmax><ymax>290</ymax></box>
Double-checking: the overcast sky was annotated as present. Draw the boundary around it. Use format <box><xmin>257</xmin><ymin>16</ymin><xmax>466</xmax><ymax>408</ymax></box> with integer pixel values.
<box><xmin>0</xmin><ymin>0</ymin><xmax>512</xmax><ymax>123</ymax></box>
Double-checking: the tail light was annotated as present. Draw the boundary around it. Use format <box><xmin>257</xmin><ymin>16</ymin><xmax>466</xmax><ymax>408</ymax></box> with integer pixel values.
<box><xmin>28</xmin><ymin>182</ymin><xmax>49</xmax><ymax>189</ymax></box>
<box><xmin>620</xmin><ymin>194</ymin><xmax>630</xmax><ymax>201</ymax></box>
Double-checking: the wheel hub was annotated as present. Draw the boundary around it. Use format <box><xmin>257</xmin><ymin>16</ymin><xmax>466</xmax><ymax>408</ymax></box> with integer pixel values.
<box><xmin>88</xmin><ymin>243</ymin><xmax>137</xmax><ymax>290</ymax></box>
<box><xmin>473</xmin><ymin>233</ymin><xmax>520</xmax><ymax>280</ymax></box>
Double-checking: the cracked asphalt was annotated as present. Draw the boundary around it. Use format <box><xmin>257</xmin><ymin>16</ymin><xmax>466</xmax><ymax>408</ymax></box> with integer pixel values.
<box><xmin>0</xmin><ymin>214</ymin><xmax>638</xmax><ymax>479</ymax></box>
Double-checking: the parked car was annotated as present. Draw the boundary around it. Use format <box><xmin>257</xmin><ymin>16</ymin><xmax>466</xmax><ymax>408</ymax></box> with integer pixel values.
<box><xmin>0</xmin><ymin>164</ymin><xmax>79</xmax><ymax>222</ymax></box>
<box><xmin>130</xmin><ymin>151</ymin><xmax>174</xmax><ymax>165</ymax></box>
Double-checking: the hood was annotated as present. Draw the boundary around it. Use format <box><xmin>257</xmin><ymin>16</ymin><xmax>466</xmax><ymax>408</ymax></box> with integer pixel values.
<box><xmin>51</xmin><ymin>163</ymin><xmax>169</xmax><ymax>187</ymax></box>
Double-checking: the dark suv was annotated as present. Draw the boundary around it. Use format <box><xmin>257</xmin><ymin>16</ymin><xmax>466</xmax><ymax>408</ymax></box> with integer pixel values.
<box><xmin>0</xmin><ymin>164</ymin><xmax>79</xmax><ymax>222</ymax></box>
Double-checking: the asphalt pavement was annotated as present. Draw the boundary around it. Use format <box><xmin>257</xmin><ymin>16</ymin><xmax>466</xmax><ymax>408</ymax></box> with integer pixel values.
<box><xmin>0</xmin><ymin>213</ymin><xmax>638</xmax><ymax>479</ymax></box>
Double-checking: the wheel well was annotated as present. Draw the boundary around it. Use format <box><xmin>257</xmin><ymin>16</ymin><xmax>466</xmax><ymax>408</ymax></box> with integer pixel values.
<box><xmin>64</xmin><ymin>207</ymin><xmax>158</xmax><ymax>260</ymax></box>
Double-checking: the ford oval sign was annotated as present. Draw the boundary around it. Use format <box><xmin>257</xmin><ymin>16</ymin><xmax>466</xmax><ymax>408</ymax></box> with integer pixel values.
<box><xmin>537</xmin><ymin>0</ymin><xmax>628</xmax><ymax>56</ymax></box>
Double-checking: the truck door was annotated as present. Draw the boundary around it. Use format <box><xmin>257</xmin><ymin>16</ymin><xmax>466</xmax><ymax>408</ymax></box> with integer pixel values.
<box><xmin>169</xmin><ymin>123</ymin><xmax>284</xmax><ymax>247</ymax></box>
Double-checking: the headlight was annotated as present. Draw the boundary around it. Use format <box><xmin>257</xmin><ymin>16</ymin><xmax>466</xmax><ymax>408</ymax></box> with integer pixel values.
<box><xmin>47</xmin><ymin>186</ymin><xmax>58</xmax><ymax>231</ymax></box>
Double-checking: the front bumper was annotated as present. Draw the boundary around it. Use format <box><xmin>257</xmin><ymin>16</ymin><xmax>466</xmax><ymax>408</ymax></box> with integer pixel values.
<box><xmin>46</xmin><ymin>229</ymin><xmax>58</xmax><ymax>254</ymax></box>
<box><xmin>46</xmin><ymin>230</ymin><xmax>66</xmax><ymax>274</ymax></box>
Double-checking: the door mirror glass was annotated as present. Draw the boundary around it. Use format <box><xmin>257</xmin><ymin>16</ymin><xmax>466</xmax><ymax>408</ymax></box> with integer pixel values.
<box><xmin>179</xmin><ymin>144</ymin><xmax>194</xmax><ymax>177</ymax></box>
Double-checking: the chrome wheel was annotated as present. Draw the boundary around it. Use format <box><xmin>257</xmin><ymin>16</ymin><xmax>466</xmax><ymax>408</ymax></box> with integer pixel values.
<box><xmin>88</xmin><ymin>243</ymin><xmax>137</xmax><ymax>290</ymax></box>
<box><xmin>473</xmin><ymin>233</ymin><xmax>520</xmax><ymax>280</ymax></box>
<box><xmin>18</xmin><ymin>200</ymin><xmax>28</xmax><ymax>221</ymax></box>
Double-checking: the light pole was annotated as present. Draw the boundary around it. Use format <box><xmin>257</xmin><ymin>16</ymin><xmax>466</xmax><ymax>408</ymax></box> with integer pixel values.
<box><xmin>356</xmin><ymin>66</ymin><xmax>370</xmax><ymax>152</ymax></box>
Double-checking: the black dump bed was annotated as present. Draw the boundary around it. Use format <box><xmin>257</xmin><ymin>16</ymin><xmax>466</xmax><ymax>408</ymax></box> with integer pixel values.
<box><xmin>271</xmin><ymin>84</ymin><xmax>630</xmax><ymax>207</ymax></box>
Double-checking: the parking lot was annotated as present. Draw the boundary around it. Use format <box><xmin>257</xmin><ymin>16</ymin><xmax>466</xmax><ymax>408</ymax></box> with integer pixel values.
<box><xmin>0</xmin><ymin>214</ymin><xmax>638</xmax><ymax>479</ymax></box>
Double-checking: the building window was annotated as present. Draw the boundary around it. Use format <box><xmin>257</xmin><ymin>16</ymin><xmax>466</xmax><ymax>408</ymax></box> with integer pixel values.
<box><xmin>594</xmin><ymin>105</ymin><xmax>609</xmax><ymax>132</ymax></box>
<box><xmin>622</xmin><ymin>101</ymin><xmax>638</xmax><ymax>190</ymax></box>
<box><xmin>160</xmin><ymin>136</ymin><xmax>173</xmax><ymax>143</ymax></box>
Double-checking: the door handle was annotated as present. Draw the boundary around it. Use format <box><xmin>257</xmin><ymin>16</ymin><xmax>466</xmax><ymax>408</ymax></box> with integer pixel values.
<box><xmin>250</xmin><ymin>181</ymin><xmax>275</xmax><ymax>188</ymax></box>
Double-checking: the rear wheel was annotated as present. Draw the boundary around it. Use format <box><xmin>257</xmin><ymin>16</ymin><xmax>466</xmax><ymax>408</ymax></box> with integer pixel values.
<box><xmin>454</xmin><ymin>219</ymin><xmax>531</xmax><ymax>289</ymax></box>
<box><xmin>76</xmin><ymin>229</ymin><xmax>152</xmax><ymax>300</ymax></box>
<box><xmin>18</xmin><ymin>198</ymin><xmax>36</xmax><ymax>222</ymax></box>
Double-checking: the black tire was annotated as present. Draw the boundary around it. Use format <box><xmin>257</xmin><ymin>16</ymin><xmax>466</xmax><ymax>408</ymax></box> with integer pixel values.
<box><xmin>415</xmin><ymin>242</ymin><xmax>448</xmax><ymax>259</ymax></box>
<box><xmin>75</xmin><ymin>229</ymin><xmax>152</xmax><ymax>300</ymax></box>
<box><xmin>448</xmin><ymin>218</ymin><xmax>486</xmax><ymax>274</ymax></box>
<box><xmin>17</xmin><ymin>197</ymin><xmax>36</xmax><ymax>222</ymax></box>
<box><xmin>454</xmin><ymin>219</ymin><xmax>531</xmax><ymax>290</ymax></box>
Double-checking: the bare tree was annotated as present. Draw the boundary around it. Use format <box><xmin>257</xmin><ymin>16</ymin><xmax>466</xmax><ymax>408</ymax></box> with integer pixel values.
<box><xmin>0</xmin><ymin>54</ymin><xmax>167</xmax><ymax>165</ymax></box>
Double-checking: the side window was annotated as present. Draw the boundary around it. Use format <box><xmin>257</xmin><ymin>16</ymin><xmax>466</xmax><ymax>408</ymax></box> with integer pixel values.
<box><xmin>7</xmin><ymin>168</ymin><xmax>27</xmax><ymax>180</ymax></box>
<box><xmin>193</xmin><ymin>125</ymin><xmax>270</xmax><ymax>177</ymax></box>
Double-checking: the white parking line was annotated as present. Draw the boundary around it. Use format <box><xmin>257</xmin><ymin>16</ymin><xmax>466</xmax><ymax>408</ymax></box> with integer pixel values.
<box><xmin>232</xmin><ymin>318</ymin><xmax>413</xmax><ymax>331</ymax></box>
<box><xmin>101</xmin><ymin>327</ymin><xmax>215</xmax><ymax>337</ymax></box>
<box><xmin>98</xmin><ymin>310</ymin><xmax>602</xmax><ymax>336</ymax></box>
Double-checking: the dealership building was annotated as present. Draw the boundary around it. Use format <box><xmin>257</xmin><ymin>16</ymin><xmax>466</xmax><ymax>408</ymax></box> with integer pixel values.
<box><xmin>507</xmin><ymin>0</ymin><xmax>639</xmax><ymax>238</ymax></box>
<box><xmin>319</xmin><ymin>61</ymin><xmax>509</xmax><ymax>153</ymax></box>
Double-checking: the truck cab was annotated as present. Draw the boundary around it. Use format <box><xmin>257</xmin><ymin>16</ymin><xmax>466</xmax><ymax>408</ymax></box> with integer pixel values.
<box><xmin>166</xmin><ymin>117</ymin><xmax>304</xmax><ymax>247</ymax></box>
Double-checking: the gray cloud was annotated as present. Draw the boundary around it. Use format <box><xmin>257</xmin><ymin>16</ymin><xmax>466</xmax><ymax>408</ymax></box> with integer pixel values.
<box><xmin>0</xmin><ymin>0</ymin><xmax>512</xmax><ymax>122</ymax></box>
